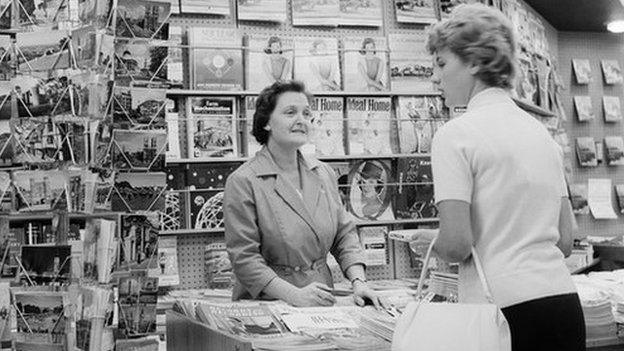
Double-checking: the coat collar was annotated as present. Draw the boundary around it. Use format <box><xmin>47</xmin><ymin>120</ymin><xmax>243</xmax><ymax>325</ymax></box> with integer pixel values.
<box><xmin>250</xmin><ymin>146</ymin><xmax>323</xmax><ymax>177</ymax></box>
<box><xmin>466</xmin><ymin>87</ymin><xmax>514</xmax><ymax>112</ymax></box>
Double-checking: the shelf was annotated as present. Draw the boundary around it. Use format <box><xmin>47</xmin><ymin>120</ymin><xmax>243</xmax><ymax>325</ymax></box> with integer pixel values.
<box><xmin>355</xmin><ymin>218</ymin><xmax>439</xmax><ymax>226</ymax></box>
<box><xmin>5</xmin><ymin>212</ymin><xmax>124</xmax><ymax>222</ymax></box>
<box><xmin>512</xmin><ymin>98</ymin><xmax>556</xmax><ymax>117</ymax></box>
<box><xmin>159</xmin><ymin>228</ymin><xmax>224</xmax><ymax>236</ymax></box>
<box><xmin>166</xmin><ymin>153</ymin><xmax>431</xmax><ymax>164</ymax></box>
<box><xmin>167</xmin><ymin>89</ymin><xmax>442</xmax><ymax>97</ymax></box>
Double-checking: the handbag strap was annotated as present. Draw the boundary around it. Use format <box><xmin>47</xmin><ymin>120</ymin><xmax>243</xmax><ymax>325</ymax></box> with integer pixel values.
<box><xmin>415</xmin><ymin>237</ymin><xmax>495</xmax><ymax>304</ymax></box>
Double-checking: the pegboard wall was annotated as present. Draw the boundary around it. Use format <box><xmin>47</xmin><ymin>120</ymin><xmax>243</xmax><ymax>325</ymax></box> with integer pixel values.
<box><xmin>557</xmin><ymin>32</ymin><xmax>624</xmax><ymax>238</ymax></box>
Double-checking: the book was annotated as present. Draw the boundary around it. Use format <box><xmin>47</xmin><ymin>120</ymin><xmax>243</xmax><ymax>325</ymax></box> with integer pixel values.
<box><xmin>180</xmin><ymin>0</ymin><xmax>229</xmax><ymax>14</ymax></box>
<box><xmin>394</xmin><ymin>0</ymin><xmax>437</xmax><ymax>24</ymax></box>
<box><xmin>393</xmin><ymin>156</ymin><xmax>437</xmax><ymax>219</ymax></box>
<box><xmin>150</xmin><ymin>236</ymin><xmax>179</xmax><ymax>286</ymax></box>
<box><xmin>244</xmin><ymin>96</ymin><xmax>263</xmax><ymax>157</ymax></box>
<box><xmin>345</xmin><ymin>97</ymin><xmax>393</xmax><ymax>155</ymax></box>
<box><xmin>294</xmin><ymin>37</ymin><xmax>341</xmax><ymax>92</ymax></box>
<box><xmin>115</xmin><ymin>0</ymin><xmax>170</xmax><ymax>40</ymax></box>
<box><xmin>111</xmin><ymin>172</ymin><xmax>166</xmax><ymax>212</ymax></box>
<box><xmin>574</xmin><ymin>96</ymin><xmax>594</xmax><ymax>122</ymax></box>
<box><xmin>309</xmin><ymin>97</ymin><xmax>345</xmax><ymax>156</ymax></box>
<box><xmin>576</xmin><ymin>137</ymin><xmax>597</xmax><ymax>167</ymax></box>
<box><xmin>358</xmin><ymin>226</ymin><xmax>388</xmax><ymax>266</ymax></box>
<box><xmin>346</xmin><ymin>159</ymin><xmax>394</xmax><ymax>220</ymax></box>
<box><xmin>237</xmin><ymin>0</ymin><xmax>287</xmax><ymax>22</ymax></box>
<box><xmin>343</xmin><ymin>37</ymin><xmax>388</xmax><ymax>92</ymax></box>
<box><xmin>292</xmin><ymin>0</ymin><xmax>339</xmax><ymax>26</ymax></box>
<box><xmin>186</xmin><ymin>97</ymin><xmax>238</xmax><ymax>159</ymax></box>
<box><xmin>603</xmin><ymin>96</ymin><xmax>622</xmax><ymax>122</ymax></box>
<box><xmin>338</xmin><ymin>0</ymin><xmax>382</xmax><ymax>27</ymax></box>
<box><xmin>388</xmin><ymin>32</ymin><xmax>434</xmax><ymax>93</ymax></box>
<box><xmin>189</xmin><ymin>27</ymin><xmax>243</xmax><ymax>91</ymax></box>
<box><xmin>568</xmin><ymin>183</ymin><xmax>588</xmax><ymax>215</ymax></box>
<box><xmin>246</xmin><ymin>34</ymin><xmax>293</xmax><ymax>92</ymax></box>
<box><xmin>112</xmin><ymin>129</ymin><xmax>167</xmax><ymax>171</ymax></box>
<box><xmin>396</xmin><ymin>96</ymin><xmax>446</xmax><ymax>154</ymax></box>
<box><xmin>572</xmin><ymin>59</ymin><xmax>591</xmax><ymax>84</ymax></box>
<box><xmin>615</xmin><ymin>184</ymin><xmax>624</xmax><ymax>214</ymax></box>
<box><xmin>205</xmin><ymin>242</ymin><xmax>233</xmax><ymax>288</ymax></box>
<box><xmin>601</xmin><ymin>59</ymin><xmax>623</xmax><ymax>85</ymax></box>
<box><xmin>604</xmin><ymin>136</ymin><xmax>624</xmax><ymax>166</ymax></box>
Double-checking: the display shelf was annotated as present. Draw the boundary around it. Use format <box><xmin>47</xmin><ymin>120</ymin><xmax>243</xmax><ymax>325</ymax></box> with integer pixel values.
<box><xmin>167</xmin><ymin>89</ymin><xmax>443</xmax><ymax>97</ymax></box>
<box><xmin>355</xmin><ymin>218</ymin><xmax>438</xmax><ymax>226</ymax></box>
<box><xmin>5</xmin><ymin>212</ymin><xmax>124</xmax><ymax>221</ymax></box>
<box><xmin>159</xmin><ymin>228</ymin><xmax>225</xmax><ymax>236</ymax></box>
<box><xmin>166</xmin><ymin>153</ymin><xmax>431</xmax><ymax>164</ymax></box>
<box><xmin>512</xmin><ymin>98</ymin><xmax>556</xmax><ymax>117</ymax></box>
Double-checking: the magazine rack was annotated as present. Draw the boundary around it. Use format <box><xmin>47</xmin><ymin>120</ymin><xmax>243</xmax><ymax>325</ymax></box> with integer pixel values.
<box><xmin>166</xmin><ymin>310</ymin><xmax>252</xmax><ymax>351</ymax></box>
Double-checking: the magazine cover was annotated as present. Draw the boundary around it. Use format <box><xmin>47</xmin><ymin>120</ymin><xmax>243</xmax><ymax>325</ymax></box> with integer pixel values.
<box><xmin>187</xmin><ymin>97</ymin><xmax>237</xmax><ymax>159</ymax></box>
<box><xmin>294</xmin><ymin>36</ymin><xmax>341</xmax><ymax>92</ymax></box>
<box><xmin>117</xmin><ymin>214</ymin><xmax>160</xmax><ymax>272</ymax></box>
<box><xmin>180</xmin><ymin>0</ymin><xmax>229</xmax><ymax>14</ymax></box>
<box><xmin>189</xmin><ymin>189</ymin><xmax>225</xmax><ymax>229</ymax></box>
<box><xmin>246</xmin><ymin>34</ymin><xmax>293</xmax><ymax>92</ymax></box>
<box><xmin>13</xmin><ymin>170</ymin><xmax>68</xmax><ymax>211</ymax></box>
<box><xmin>13</xmin><ymin>291</ymin><xmax>66</xmax><ymax>343</ymax></box>
<box><xmin>394</xmin><ymin>156</ymin><xmax>437</xmax><ymax>219</ymax></box>
<box><xmin>575</xmin><ymin>137</ymin><xmax>597</xmax><ymax>167</ymax></box>
<box><xmin>113</xmin><ymin>85</ymin><xmax>167</xmax><ymax>128</ymax></box>
<box><xmin>346</xmin><ymin>159</ymin><xmax>394</xmax><ymax>220</ymax></box>
<box><xmin>358</xmin><ymin>226</ymin><xmax>388</xmax><ymax>266</ymax></box>
<box><xmin>292</xmin><ymin>0</ymin><xmax>339</xmax><ymax>26</ymax></box>
<box><xmin>574</xmin><ymin>96</ymin><xmax>594</xmax><ymax>122</ymax></box>
<box><xmin>394</xmin><ymin>0</ymin><xmax>436</xmax><ymax>24</ymax></box>
<box><xmin>339</xmin><ymin>0</ymin><xmax>382</xmax><ymax>27</ymax></box>
<box><xmin>197</xmin><ymin>302</ymin><xmax>285</xmax><ymax>336</ymax></box>
<box><xmin>189</xmin><ymin>27</ymin><xmax>243</xmax><ymax>91</ymax></box>
<box><xmin>615</xmin><ymin>184</ymin><xmax>624</xmax><ymax>214</ymax></box>
<box><xmin>244</xmin><ymin>96</ymin><xmax>263</xmax><ymax>157</ymax></box>
<box><xmin>309</xmin><ymin>97</ymin><xmax>345</xmax><ymax>156</ymax></box>
<box><xmin>117</xmin><ymin>273</ymin><xmax>158</xmax><ymax>335</ymax></box>
<box><xmin>238</xmin><ymin>0</ymin><xmax>287</xmax><ymax>22</ymax></box>
<box><xmin>114</xmin><ymin>39</ymin><xmax>169</xmax><ymax>82</ymax></box>
<box><xmin>343</xmin><ymin>37</ymin><xmax>388</xmax><ymax>92</ymax></box>
<box><xmin>111</xmin><ymin>129</ymin><xmax>167</xmax><ymax>171</ymax></box>
<box><xmin>568</xmin><ymin>183</ymin><xmax>589</xmax><ymax>215</ymax></box>
<box><xmin>396</xmin><ymin>96</ymin><xmax>446</xmax><ymax>154</ymax></box>
<box><xmin>115</xmin><ymin>0</ymin><xmax>170</xmax><ymax>40</ymax></box>
<box><xmin>601</xmin><ymin>59</ymin><xmax>623</xmax><ymax>85</ymax></box>
<box><xmin>345</xmin><ymin>97</ymin><xmax>393</xmax><ymax>155</ymax></box>
<box><xmin>149</xmin><ymin>236</ymin><xmax>179</xmax><ymax>286</ymax></box>
<box><xmin>604</xmin><ymin>136</ymin><xmax>624</xmax><ymax>166</ymax></box>
<box><xmin>388</xmin><ymin>32</ymin><xmax>433</xmax><ymax>93</ymax></box>
<box><xmin>111</xmin><ymin>172</ymin><xmax>166</xmax><ymax>212</ymax></box>
<box><xmin>572</xmin><ymin>59</ymin><xmax>591</xmax><ymax>84</ymax></box>
<box><xmin>603</xmin><ymin>96</ymin><xmax>622</xmax><ymax>122</ymax></box>
<box><xmin>205</xmin><ymin>242</ymin><xmax>233</xmax><ymax>288</ymax></box>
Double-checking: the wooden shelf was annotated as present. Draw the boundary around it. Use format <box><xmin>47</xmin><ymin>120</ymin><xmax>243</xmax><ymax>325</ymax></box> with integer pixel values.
<box><xmin>167</xmin><ymin>89</ymin><xmax>442</xmax><ymax>97</ymax></box>
<box><xmin>166</xmin><ymin>153</ymin><xmax>430</xmax><ymax>164</ymax></box>
<box><xmin>512</xmin><ymin>98</ymin><xmax>556</xmax><ymax>117</ymax></box>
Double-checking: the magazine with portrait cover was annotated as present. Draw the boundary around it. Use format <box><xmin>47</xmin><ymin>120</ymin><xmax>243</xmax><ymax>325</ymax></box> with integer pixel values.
<box><xmin>343</xmin><ymin>36</ymin><xmax>388</xmax><ymax>93</ymax></box>
<box><xmin>205</xmin><ymin>242</ymin><xmax>233</xmax><ymax>288</ymax></box>
<box><xmin>149</xmin><ymin>236</ymin><xmax>179</xmax><ymax>286</ymax></box>
<box><xmin>346</xmin><ymin>159</ymin><xmax>394</xmax><ymax>221</ymax></box>
<box><xmin>294</xmin><ymin>36</ymin><xmax>341</xmax><ymax>92</ymax></box>
<box><xmin>13</xmin><ymin>170</ymin><xmax>68</xmax><ymax>211</ymax></box>
<box><xmin>394</xmin><ymin>0</ymin><xmax>436</xmax><ymax>24</ymax></box>
<box><xmin>111</xmin><ymin>172</ymin><xmax>166</xmax><ymax>212</ymax></box>
<box><xmin>568</xmin><ymin>183</ymin><xmax>589</xmax><ymax>215</ymax></box>
<box><xmin>309</xmin><ymin>97</ymin><xmax>345</xmax><ymax>156</ymax></box>
<box><xmin>388</xmin><ymin>32</ymin><xmax>434</xmax><ymax>93</ymax></box>
<box><xmin>244</xmin><ymin>95</ymin><xmax>263</xmax><ymax>157</ymax></box>
<box><xmin>358</xmin><ymin>226</ymin><xmax>388</xmax><ymax>266</ymax></box>
<box><xmin>574</xmin><ymin>96</ymin><xmax>594</xmax><ymax>122</ymax></box>
<box><xmin>396</xmin><ymin>96</ymin><xmax>447</xmax><ymax>154</ymax></box>
<box><xmin>114</xmin><ymin>38</ymin><xmax>169</xmax><ymax>82</ymax></box>
<box><xmin>111</xmin><ymin>129</ymin><xmax>167</xmax><ymax>171</ymax></box>
<box><xmin>246</xmin><ymin>34</ymin><xmax>293</xmax><ymax>92</ymax></box>
<box><xmin>575</xmin><ymin>137</ymin><xmax>597</xmax><ymax>167</ymax></box>
<box><xmin>186</xmin><ymin>96</ymin><xmax>237</xmax><ymax>159</ymax></box>
<box><xmin>604</xmin><ymin>136</ymin><xmax>624</xmax><ymax>166</ymax></box>
<box><xmin>115</xmin><ymin>0</ymin><xmax>170</xmax><ymax>40</ymax></box>
<box><xmin>572</xmin><ymin>59</ymin><xmax>591</xmax><ymax>85</ymax></box>
<box><xmin>113</xmin><ymin>85</ymin><xmax>167</xmax><ymax>129</ymax></box>
<box><xmin>338</xmin><ymin>0</ymin><xmax>382</xmax><ymax>27</ymax></box>
<box><xmin>603</xmin><ymin>96</ymin><xmax>622</xmax><ymax>122</ymax></box>
<box><xmin>615</xmin><ymin>184</ymin><xmax>624</xmax><ymax>214</ymax></box>
<box><xmin>189</xmin><ymin>27</ymin><xmax>243</xmax><ymax>91</ymax></box>
<box><xmin>601</xmin><ymin>59</ymin><xmax>623</xmax><ymax>85</ymax></box>
<box><xmin>394</xmin><ymin>156</ymin><xmax>438</xmax><ymax>219</ymax></box>
<box><xmin>291</xmin><ymin>0</ymin><xmax>339</xmax><ymax>26</ymax></box>
<box><xmin>180</xmin><ymin>0</ymin><xmax>229</xmax><ymax>14</ymax></box>
<box><xmin>345</xmin><ymin>97</ymin><xmax>393</xmax><ymax>156</ymax></box>
<box><xmin>237</xmin><ymin>0</ymin><xmax>287</xmax><ymax>22</ymax></box>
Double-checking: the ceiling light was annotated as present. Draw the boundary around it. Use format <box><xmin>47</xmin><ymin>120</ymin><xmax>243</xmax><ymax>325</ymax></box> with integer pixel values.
<box><xmin>607</xmin><ymin>20</ymin><xmax>624</xmax><ymax>33</ymax></box>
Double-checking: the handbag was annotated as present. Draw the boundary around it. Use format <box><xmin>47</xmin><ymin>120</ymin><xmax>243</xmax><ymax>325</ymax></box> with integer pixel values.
<box><xmin>391</xmin><ymin>238</ymin><xmax>511</xmax><ymax>351</ymax></box>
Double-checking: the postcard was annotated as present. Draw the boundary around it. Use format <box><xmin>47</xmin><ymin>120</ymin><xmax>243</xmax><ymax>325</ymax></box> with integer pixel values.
<box><xmin>115</xmin><ymin>0</ymin><xmax>170</xmax><ymax>40</ymax></box>
<box><xmin>111</xmin><ymin>129</ymin><xmax>167</xmax><ymax>171</ymax></box>
<box><xmin>394</xmin><ymin>0</ymin><xmax>436</xmax><ymax>24</ymax></box>
<box><xmin>111</xmin><ymin>172</ymin><xmax>166</xmax><ymax>212</ymax></box>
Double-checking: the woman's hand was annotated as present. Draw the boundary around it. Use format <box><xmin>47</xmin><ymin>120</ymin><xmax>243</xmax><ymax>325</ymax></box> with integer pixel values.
<box><xmin>290</xmin><ymin>282</ymin><xmax>337</xmax><ymax>307</ymax></box>
<box><xmin>352</xmin><ymin>280</ymin><xmax>381</xmax><ymax>309</ymax></box>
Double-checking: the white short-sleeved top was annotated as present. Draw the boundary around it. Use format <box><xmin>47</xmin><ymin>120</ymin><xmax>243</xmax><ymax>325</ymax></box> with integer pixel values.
<box><xmin>431</xmin><ymin>88</ymin><xmax>576</xmax><ymax>308</ymax></box>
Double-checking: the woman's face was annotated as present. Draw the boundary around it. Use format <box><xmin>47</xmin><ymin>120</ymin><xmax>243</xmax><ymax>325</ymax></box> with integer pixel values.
<box><xmin>269</xmin><ymin>41</ymin><xmax>281</xmax><ymax>54</ymax></box>
<box><xmin>266</xmin><ymin>91</ymin><xmax>312</xmax><ymax>149</ymax></box>
<box><xmin>431</xmin><ymin>48</ymin><xmax>476</xmax><ymax>108</ymax></box>
<box><xmin>364</xmin><ymin>42</ymin><xmax>375</xmax><ymax>55</ymax></box>
<box><xmin>359</xmin><ymin>178</ymin><xmax>379</xmax><ymax>197</ymax></box>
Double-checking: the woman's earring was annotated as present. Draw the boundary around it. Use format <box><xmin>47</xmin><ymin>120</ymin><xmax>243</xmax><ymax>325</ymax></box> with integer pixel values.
<box><xmin>264</xmin><ymin>125</ymin><xmax>271</xmax><ymax>131</ymax></box>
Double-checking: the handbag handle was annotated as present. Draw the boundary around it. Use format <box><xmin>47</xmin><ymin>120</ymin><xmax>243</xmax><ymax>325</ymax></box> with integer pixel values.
<box><xmin>415</xmin><ymin>237</ymin><xmax>495</xmax><ymax>304</ymax></box>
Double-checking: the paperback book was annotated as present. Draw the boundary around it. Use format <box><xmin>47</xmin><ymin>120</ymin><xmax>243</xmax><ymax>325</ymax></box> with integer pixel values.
<box><xmin>189</xmin><ymin>27</ymin><xmax>243</xmax><ymax>91</ymax></box>
<box><xmin>205</xmin><ymin>242</ymin><xmax>233</xmax><ymax>288</ymax></box>
<box><xmin>574</xmin><ymin>96</ymin><xmax>594</xmax><ymax>122</ymax></box>
<box><xmin>294</xmin><ymin>37</ymin><xmax>341</xmax><ymax>92</ymax></box>
<box><xmin>394</xmin><ymin>0</ymin><xmax>436</xmax><ymax>24</ymax></box>
<box><xmin>345</xmin><ymin>97</ymin><xmax>393</xmax><ymax>155</ymax></box>
<box><xmin>237</xmin><ymin>0</ymin><xmax>287</xmax><ymax>22</ymax></box>
<box><xmin>309</xmin><ymin>97</ymin><xmax>345</xmax><ymax>156</ymax></box>
<box><xmin>576</xmin><ymin>137</ymin><xmax>597</xmax><ymax>167</ymax></box>
<box><xmin>358</xmin><ymin>226</ymin><xmax>388</xmax><ymax>266</ymax></box>
<box><xmin>388</xmin><ymin>32</ymin><xmax>434</xmax><ymax>93</ymax></box>
<box><xmin>601</xmin><ymin>59</ymin><xmax>623</xmax><ymax>85</ymax></box>
<box><xmin>291</xmin><ymin>0</ymin><xmax>339</xmax><ymax>26</ymax></box>
<box><xmin>186</xmin><ymin>97</ymin><xmax>237</xmax><ymax>159</ymax></box>
<box><xmin>338</xmin><ymin>0</ymin><xmax>382</xmax><ymax>27</ymax></box>
<box><xmin>393</xmin><ymin>156</ymin><xmax>437</xmax><ymax>219</ymax></box>
<box><xmin>246</xmin><ymin>34</ymin><xmax>293</xmax><ymax>92</ymax></box>
<box><xmin>343</xmin><ymin>37</ymin><xmax>388</xmax><ymax>92</ymax></box>
<box><xmin>572</xmin><ymin>59</ymin><xmax>591</xmax><ymax>84</ymax></box>
<box><xmin>603</xmin><ymin>96</ymin><xmax>622</xmax><ymax>122</ymax></box>
<box><xmin>346</xmin><ymin>159</ymin><xmax>394</xmax><ymax>220</ymax></box>
<box><xmin>604</xmin><ymin>136</ymin><xmax>624</xmax><ymax>166</ymax></box>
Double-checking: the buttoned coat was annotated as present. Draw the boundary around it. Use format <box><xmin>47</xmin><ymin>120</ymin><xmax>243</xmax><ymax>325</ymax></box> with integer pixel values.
<box><xmin>224</xmin><ymin>147</ymin><xmax>365</xmax><ymax>300</ymax></box>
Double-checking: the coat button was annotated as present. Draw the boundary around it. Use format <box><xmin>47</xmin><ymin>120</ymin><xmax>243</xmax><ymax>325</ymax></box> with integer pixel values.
<box><xmin>294</xmin><ymin>266</ymin><xmax>301</xmax><ymax>272</ymax></box>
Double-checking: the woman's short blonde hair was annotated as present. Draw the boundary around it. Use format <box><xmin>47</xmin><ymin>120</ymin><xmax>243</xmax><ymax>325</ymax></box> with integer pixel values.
<box><xmin>426</xmin><ymin>3</ymin><xmax>516</xmax><ymax>89</ymax></box>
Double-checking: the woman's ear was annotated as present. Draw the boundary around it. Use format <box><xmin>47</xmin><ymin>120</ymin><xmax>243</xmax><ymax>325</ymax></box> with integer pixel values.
<box><xmin>468</xmin><ymin>62</ymin><xmax>480</xmax><ymax>75</ymax></box>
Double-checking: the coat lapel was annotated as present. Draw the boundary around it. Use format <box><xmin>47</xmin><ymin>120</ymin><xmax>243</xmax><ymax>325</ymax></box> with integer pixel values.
<box><xmin>274</xmin><ymin>174</ymin><xmax>322</xmax><ymax>242</ymax></box>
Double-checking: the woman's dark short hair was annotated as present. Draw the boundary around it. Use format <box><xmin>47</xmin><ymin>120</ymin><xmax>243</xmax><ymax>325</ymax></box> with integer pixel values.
<box><xmin>263</xmin><ymin>36</ymin><xmax>283</xmax><ymax>54</ymax></box>
<box><xmin>252</xmin><ymin>80</ymin><xmax>312</xmax><ymax>145</ymax></box>
<box><xmin>359</xmin><ymin>37</ymin><xmax>376</xmax><ymax>55</ymax></box>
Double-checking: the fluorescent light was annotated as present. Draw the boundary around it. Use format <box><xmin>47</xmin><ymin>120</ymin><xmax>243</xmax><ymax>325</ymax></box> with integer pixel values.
<box><xmin>607</xmin><ymin>20</ymin><xmax>624</xmax><ymax>33</ymax></box>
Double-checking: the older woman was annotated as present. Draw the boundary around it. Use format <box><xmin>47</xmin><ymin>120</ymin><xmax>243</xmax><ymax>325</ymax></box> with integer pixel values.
<box><xmin>423</xmin><ymin>4</ymin><xmax>585</xmax><ymax>351</ymax></box>
<box><xmin>224</xmin><ymin>80</ymin><xmax>379</xmax><ymax>308</ymax></box>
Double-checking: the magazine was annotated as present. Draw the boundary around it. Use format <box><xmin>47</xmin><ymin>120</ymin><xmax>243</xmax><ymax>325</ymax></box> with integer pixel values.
<box><xmin>294</xmin><ymin>36</ymin><xmax>341</xmax><ymax>92</ymax></box>
<box><xmin>393</xmin><ymin>156</ymin><xmax>437</xmax><ymax>219</ymax></box>
<box><xmin>346</xmin><ymin>159</ymin><xmax>394</xmax><ymax>221</ymax></box>
<box><xmin>388</xmin><ymin>32</ymin><xmax>434</xmax><ymax>93</ymax></box>
<box><xmin>115</xmin><ymin>0</ymin><xmax>170</xmax><ymax>40</ymax></box>
<box><xmin>186</xmin><ymin>97</ymin><xmax>238</xmax><ymax>159</ymax></box>
<box><xmin>309</xmin><ymin>97</ymin><xmax>345</xmax><ymax>156</ymax></box>
<box><xmin>343</xmin><ymin>37</ymin><xmax>388</xmax><ymax>92</ymax></box>
<box><xmin>574</xmin><ymin>96</ymin><xmax>594</xmax><ymax>122</ymax></box>
<box><xmin>149</xmin><ymin>236</ymin><xmax>179</xmax><ymax>286</ymax></box>
<box><xmin>572</xmin><ymin>59</ymin><xmax>591</xmax><ymax>84</ymax></box>
<box><xmin>345</xmin><ymin>97</ymin><xmax>393</xmax><ymax>155</ymax></box>
<box><xmin>189</xmin><ymin>189</ymin><xmax>225</xmax><ymax>229</ymax></box>
<box><xmin>396</xmin><ymin>96</ymin><xmax>446</xmax><ymax>154</ymax></box>
<box><xmin>237</xmin><ymin>0</ymin><xmax>287</xmax><ymax>22</ymax></box>
<box><xmin>394</xmin><ymin>0</ymin><xmax>436</xmax><ymax>24</ymax></box>
<box><xmin>358</xmin><ymin>226</ymin><xmax>388</xmax><ymax>266</ymax></box>
<box><xmin>603</xmin><ymin>96</ymin><xmax>622</xmax><ymax>122</ymax></box>
<box><xmin>601</xmin><ymin>59</ymin><xmax>623</xmax><ymax>85</ymax></box>
<box><xmin>180</xmin><ymin>0</ymin><xmax>229</xmax><ymax>14</ymax></box>
<box><xmin>568</xmin><ymin>183</ymin><xmax>589</xmax><ymax>215</ymax></box>
<box><xmin>205</xmin><ymin>242</ymin><xmax>234</xmax><ymax>288</ymax></box>
<box><xmin>246</xmin><ymin>34</ymin><xmax>293</xmax><ymax>92</ymax></box>
<box><xmin>604</xmin><ymin>136</ymin><xmax>624</xmax><ymax>166</ymax></box>
<box><xmin>338</xmin><ymin>0</ymin><xmax>382</xmax><ymax>27</ymax></box>
<box><xmin>244</xmin><ymin>96</ymin><xmax>263</xmax><ymax>157</ymax></box>
<box><xmin>189</xmin><ymin>27</ymin><xmax>243</xmax><ymax>91</ymax></box>
<box><xmin>111</xmin><ymin>172</ymin><xmax>166</xmax><ymax>212</ymax></box>
<box><xmin>291</xmin><ymin>0</ymin><xmax>339</xmax><ymax>26</ymax></box>
<box><xmin>196</xmin><ymin>302</ymin><xmax>285</xmax><ymax>337</ymax></box>
<box><xmin>327</xmin><ymin>161</ymin><xmax>351</xmax><ymax>207</ymax></box>
<box><xmin>575</xmin><ymin>137</ymin><xmax>597</xmax><ymax>167</ymax></box>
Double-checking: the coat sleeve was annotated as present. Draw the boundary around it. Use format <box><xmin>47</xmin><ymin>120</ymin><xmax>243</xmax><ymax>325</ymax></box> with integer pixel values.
<box><xmin>322</xmin><ymin>164</ymin><xmax>366</xmax><ymax>274</ymax></box>
<box><xmin>224</xmin><ymin>171</ymin><xmax>278</xmax><ymax>298</ymax></box>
